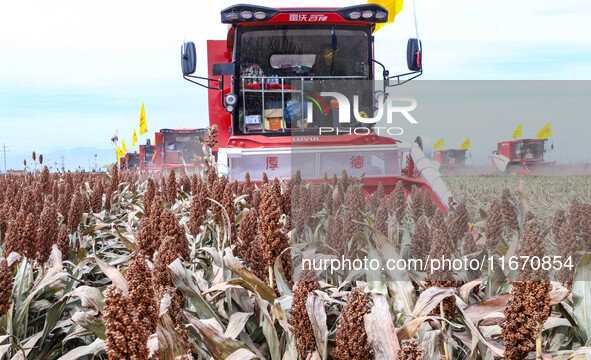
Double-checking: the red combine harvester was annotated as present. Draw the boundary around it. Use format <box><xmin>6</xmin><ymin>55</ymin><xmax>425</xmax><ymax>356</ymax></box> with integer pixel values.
<box><xmin>126</xmin><ymin>152</ymin><xmax>141</xmax><ymax>171</ymax></box>
<box><xmin>150</xmin><ymin>128</ymin><xmax>208</xmax><ymax>171</ymax></box>
<box><xmin>491</xmin><ymin>139</ymin><xmax>552</xmax><ymax>175</ymax></box>
<box><xmin>139</xmin><ymin>140</ymin><xmax>158</xmax><ymax>171</ymax></box>
<box><xmin>180</xmin><ymin>3</ymin><xmax>453</xmax><ymax>211</ymax></box>
<box><xmin>433</xmin><ymin>149</ymin><xmax>467</xmax><ymax>175</ymax></box>
<box><xmin>120</xmin><ymin>152</ymin><xmax>141</xmax><ymax>171</ymax></box>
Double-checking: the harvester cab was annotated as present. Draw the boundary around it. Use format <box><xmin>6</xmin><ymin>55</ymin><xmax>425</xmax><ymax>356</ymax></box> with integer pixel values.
<box><xmin>181</xmin><ymin>3</ymin><xmax>454</xmax><ymax>211</ymax></box>
<box><xmin>433</xmin><ymin>149</ymin><xmax>468</xmax><ymax>175</ymax></box>
<box><xmin>139</xmin><ymin>139</ymin><xmax>157</xmax><ymax>171</ymax></box>
<box><xmin>492</xmin><ymin>138</ymin><xmax>552</xmax><ymax>175</ymax></box>
<box><xmin>123</xmin><ymin>152</ymin><xmax>141</xmax><ymax>171</ymax></box>
<box><xmin>152</xmin><ymin>128</ymin><xmax>208</xmax><ymax>170</ymax></box>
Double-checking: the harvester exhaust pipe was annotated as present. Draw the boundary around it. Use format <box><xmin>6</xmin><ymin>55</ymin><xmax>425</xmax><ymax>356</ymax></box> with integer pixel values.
<box><xmin>411</xmin><ymin>136</ymin><xmax>454</xmax><ymax>209</ymax></box>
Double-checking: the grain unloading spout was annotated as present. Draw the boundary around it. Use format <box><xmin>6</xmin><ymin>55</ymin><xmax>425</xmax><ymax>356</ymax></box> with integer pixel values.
<box><xmin>410</xmin><ymin>136</ymin><xmax>454</xmax><ymax>210</ymax></box>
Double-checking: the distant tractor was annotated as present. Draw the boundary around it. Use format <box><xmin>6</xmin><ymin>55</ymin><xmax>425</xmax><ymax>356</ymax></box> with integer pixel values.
<box><xmin>491</xmin><ymin>138</ymin><xmax>552</xmax><ymax>175</ymax></box>
<box><xmin>433</xmin><ymin>149</ymin><xmax>467</xmax><ymax>175</ymax></box>
<box><xmin>151</xmin><ymin>128</ymin><xmax>208</xmax><ymax>170</ymax></box>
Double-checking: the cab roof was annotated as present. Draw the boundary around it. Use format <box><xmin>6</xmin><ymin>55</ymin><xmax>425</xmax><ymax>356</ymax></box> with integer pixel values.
<box><xmin>220</xmin><ymin>4</ymin><xmax>388</xmax><ymax>26</ymax></box>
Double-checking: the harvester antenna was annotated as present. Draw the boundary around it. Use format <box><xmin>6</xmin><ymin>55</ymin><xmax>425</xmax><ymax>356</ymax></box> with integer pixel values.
<box><xmin>412</xmin><ymin>0</ymin><xmax>421</xmax><ymax>48</ymax></box>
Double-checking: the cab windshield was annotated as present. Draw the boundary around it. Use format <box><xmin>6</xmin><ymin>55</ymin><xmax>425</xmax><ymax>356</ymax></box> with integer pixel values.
<box><xmin>142</xmin><ymin>146</ymin><xmax>156</xmax><ymax>167</ymax></box>
<box><xmin>444</xmin><ymin>150</ymin><xmax>466</xmax><ymax>165</ymax></box>
<box><xmin>514</xmin><ymin>140</ymin><xmax>545</xmax><ymax>160</ymax></box>
<box><xmin>235</xmin><ymin>26</ymin><xmax>373</xmax><ymax>136</ymax></box>
<box><xmin>163</xmin><ymin>134</ymin><xmax>205</xmax><ymax>165</ymax></box>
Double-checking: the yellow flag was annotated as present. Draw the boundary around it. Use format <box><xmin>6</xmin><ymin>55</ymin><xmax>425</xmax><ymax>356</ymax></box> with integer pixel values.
<box><xmin>368</xmin><ymin>0</ymin><xmax>404</xmax><ymax>33</ymax></box>
<box><xmin>513</xmin><ymin>123</ymin><xmax>522</xmax><ymax>139</ymax></box>
<box><xmin>116</xmin><ymin>147</ymin><xmax>125</xmax><ymax>159</ymax></box>
<box><xmin>433</xmin><ymin>138</ymin><xmax>444</xmax><ymax>150</ymax></box>
<box><xmin>139</xmin><ymin>103</ymin><xmax>148</xmax><ymax>135</ymax></box>
<box><xmin>536</xmin><ymin>123</ymin><xmax>552</xmax><ymax>139</ymax></box>
<box><xmin>132</xmin><ymin>128</ymin><xmax>138</xmax><ymax>147</ymax></box>
<box><xmin>460</xmin><ymin>138</ymin><xmax>471</xmax><ymax>149</ymax></box>
<box><xmin>122</xmin><ymin>139</ymin><xmax>128</xmax><ymax>153</ymax></box>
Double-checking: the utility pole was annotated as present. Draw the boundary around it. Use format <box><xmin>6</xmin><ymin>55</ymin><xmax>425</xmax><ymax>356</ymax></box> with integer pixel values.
<box><xmin>60</xmin><ymin>155</ymin><xmax>65</xmax><ymax>172</ymax></box>
<box><xmin>1</xmin><ymin>144</ymin><xmax>7</xmax><ymax>176</ymax></box>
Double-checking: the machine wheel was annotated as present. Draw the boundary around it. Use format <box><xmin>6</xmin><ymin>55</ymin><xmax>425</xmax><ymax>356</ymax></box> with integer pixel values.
<box><xmin>506</xmin><ymin>164</ymin><xmax>520</xmax><ymax>176</ymax></box>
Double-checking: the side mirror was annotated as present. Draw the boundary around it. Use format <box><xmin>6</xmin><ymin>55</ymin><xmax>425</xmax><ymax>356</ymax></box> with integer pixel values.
<box><xmin>181</xmin><ymin>42</ymin><xmax>196</xmax><ymax>75</ymax></box>
<box><xmin>212</xmin><ymin>63</ymin><xmax>236</xmax><ymax>76</ymax></box>
<box><xmin>406</xmin><ymin>38</ymin><xmax>422</xmax><ymax>71</ymax></box>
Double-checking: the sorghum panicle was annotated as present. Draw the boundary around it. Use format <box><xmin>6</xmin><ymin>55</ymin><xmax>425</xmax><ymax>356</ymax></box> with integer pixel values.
<box><xmin>501</xmin><ymin>279</ymin><xmax>551</xmax><ymax>360</ymax></box>
<box><xmin>391</xmin><ymin>181</ymin><xmax>406</xmax><ymax>222</ymax></box>
<box><xmin>57</xmin><ymin>225</ymin><xmax>71</xmax><ymax>261</ymax></box>
<box><xmin>410</xmin><ymin>216</ymin><xmax>430</xmax><ymax>262</ymax></box>
<box><xmin>425</xmin><ymin>228</ymin><xmax>456</xmax><ymax>321</ymax></box>
<box><xmin>36</xmin><ymin>201</ymin><xmax>57</xmax><ymax>263</ymax></box>
<box><xmin>91</xmin><ymin>180</ymin><xmax>103</xmax><ymax>214</ymax></box>
<box><xmin>326</xmin><ymin>214</ymin><xmax>345</xmax><ymax>257</ymax></box>
<box><xmin>374</xmin><ymin>198</ymin><xmax>388</xmax><ymax>236</ymax></box>
<box><xmin>370</xmin><ymin>182</ymin><xmax>385</xmax><ymax>211</ymax></box>
<box><xmin>410</xmin><ymin>185</ymin><xmax>423</xmax><ymax>218</ymax></box>
<box><xmin>258</xmin><ymin>185</ymin><xmax>292</xmax><ymax>284</ymax></box>
<box><xmin>40</xmin><ymin>166</ymin><xmax>51</xmax><ymax>194</ymax></box>
<box><xmin>127</xmin><ymin>251</ymin><xmax>158</xmax><ymax>335</ymax></box>
<box><xmin>553</xmin><ymin>210</ymin><xmax>567</xmax><ymax>240</ymax></box>
<box><xmin>159</xmin><ymin>210</ymin><xmax>188</xmax><ymax>257</ymax></box>
<box><xmin>238</xmin><ymin>208</ymin><xmax>258</xmax><ymax>267</ymax></box>
<box><xmin>397</xmin><ymin>339</ymin><xmax>424</xmax><ymax>360</ymax></box>
<box><xmin>67</xmin><ymin>193</ymin><xmax>84</xmax><ymax>233</ymax></box>
<box><xmin>422</xmin><ymin>190</ymin><xmax>437</xmax><ymax>218</ymax></box>
<box><xmin>261</xmin><ymin>172</ymin><xmax>269</xmax><ymax>186</ymax></box>
<box><xmin>166</xmin><ymin>170</ymin><xmax>177</xmax><ymax>205</ymax></box>
<box><xmin>0</xmin><ymin>260</ymin><xmax>13</xmax><ymax>318</ymax></box>
<box><xmin>449</xmin><ymin>203</ymin><xmax>469</xmax><ymax>245</ymax></box>
<box><xmin>188</xmin><ymin>184</ymin><xmax>206</xmax><ymax>237</ymax></box>
<box><xmin>137</xmin><ymin>217</ymin><xmax>158</xmax><ymax>260</ymax></box>
<box><xmin>109</xmin><ymin>164</ymin><xmax>119</xmax><ymax>194</ymax></box>
<box><xmin>556</xmin><ymin>220</ymin><xmax>577</xmax><ymax>288</ymax></box>
<box><xmin>501</xmin><ymin>189</ymin><xmax>519</xmax><ymax>230</ymax></box>
<box><xmin>485</xmin><ymin>200</ymin><xmax>503</xmax><ymax>251</ymax></box>
<box><xmin>290</xmin><ymin>270</ymin><xmax>321</xmax><ymax>359</ymax></box>
<box><xmin>334</xmin><ymin>288</ymin><xmax>372</xmax><ymax>360</ymax></box>
<box><xmin>3</xmin><ymin>209</ymin><xmax>23</xmax><ymax>256</ymax></box>
<box><xmin>154</xmin><ymin>236</ymin><xmax>188</xmax><ymax>327</ymax></box>
<box><xmin>343</xmin><ymin>185</ymin><xmax>364</xmax><ymax>259</ymax></box>
<box><xmin>205</xmin><ymin>124</ymin><xmax>219</xmax><ymax>149</ymax></box>
<box><xmin>103</xmin><ymin>285</ymin><xmax>150</xmax><ymax>360</ymax></box>
<box><xmin>22</xmin><ymin>213</ymin><xmax>38</xmax><ymax>258</ymax></box>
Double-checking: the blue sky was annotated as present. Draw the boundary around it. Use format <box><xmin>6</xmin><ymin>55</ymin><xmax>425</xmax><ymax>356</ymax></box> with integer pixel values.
<box><xmin>0</xmin><ymin>0</ymin><xmax>590</xmax><ymax>170</ymax></box>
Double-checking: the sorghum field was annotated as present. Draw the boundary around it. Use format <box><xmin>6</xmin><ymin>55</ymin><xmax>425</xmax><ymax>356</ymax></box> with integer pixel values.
<box><xmin>0</xmin><ymin>139</ymin><xmax>590</xmax><ymax>360</ymax></box>
<box><xmin>446</xmin><ymin>175</ymin><xmax>591</xmax><ymax>226</ymax></box>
